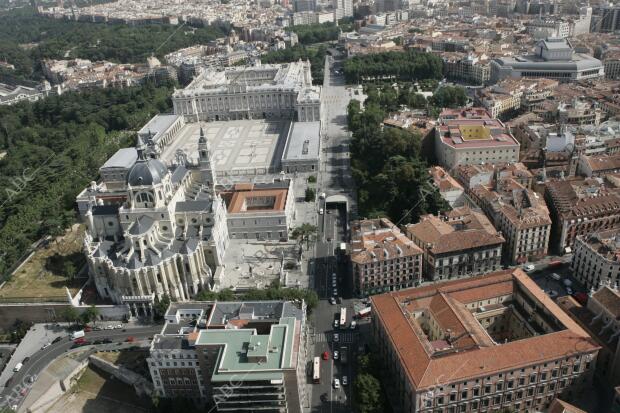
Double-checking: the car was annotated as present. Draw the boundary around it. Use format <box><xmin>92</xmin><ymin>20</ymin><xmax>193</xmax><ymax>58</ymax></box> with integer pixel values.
<box><xmin>19</xmin><ymin>388</ymin><xmax>27</xmax><ymax>396</ymax></box>
<box><xmin>333</xmin><ymin>350</ymin><xmax>339</xmax><ymax>360</ymax></box>
<box><xmin>327</xmin><ymin>237</ymin><xmax>332</xmax><ymax>242</ymax></box>
<box><xmin>333</xmin><ymin>333</ymin><xmax>340</xmax><ymax>342</ymax></box>
<box><xmin>27</xmin><ymin>375</ymin><xmax>37</xmax><ymax>384</ymax></box>
<box><xmin>566</xmin><ymin>287</ymin><xmax>573</xmax><ymax>295</ymax></box>
<box><xmin>333</xmin><ymin>289</ymin><xmax>338</xmax><ymax>296</ymax></box>
<box><xmin>523</xmin><ymin>264</ymin><xmax>535</xmax><ymax>272</ymax></box>
<box><xmin>550</xmin><ymin>272</ymin><xmax>561</xmax><ymax>281</ymax></box>
<box><xmin>93</xmin><ymin>326</ymin><xmax>102</xmax><ymax>331</ymax></box>
<box><xmin>322</xmin><ymin>351</ymin><xmax>330</xmax><ymax>360</ymax></box>
<box><xmin>125</xmin><ymin>336</ymin><xmax>135</xmax><ymax>343</ymax></box>
<box><xmin>336</xmin><ymin>297</ymin><xmax>342</xmax><ymax>304</ymax></box>
<box><xmin>84</xmin><ymin>326</ymin><xmax>92</xmax><ymax>332</ymax></box>
<box><xmin>333</xmin><ymin>319</ymin><xmax>339</xmax><ymax>328</ymax></box>
<box><xmin>563</xmin><ymin>279</ymin><xmax>573</xmax><ymax>287</ymax></box>
<box><xmin>320</xmin><ymin>192</ymin><xmax>326</xmax><ymax>199</ymax></box>
<box><xmin>329</xmin><ymin>297</ymin><xmax>336</xmax><ymax>305</ymax></box>
<box><xmin>327</xmin><ymin>210</ymin><xmax>332</xmax><ymax>214</ymax></box>
<box><xmin>115</xmin><ymin>324</ymin><xmax>123</xmax><ymax>329</ymax></box>
<box><xmin>22</xmin><ymin>357</ymin><xmax>30</xmax><ymax>364</ymax></box>
<box><xmin>333</xmin><ymin>378</ymin><xmax>340</xmax><ymax>389</ymax></box>
<box><xmin>319</xmin><ymin>208</ymin><xmax>324</xmax><ymax>215</ymax></box>
<box><xmin>105</xmin><ymin>325</ymin><xmax>114</xmax><ymax>330</ymax></box>
<box><xmin>102</xmin><ymin>338</ymin><xmax>112</xmax><ymax>344</ymax></box>
<box><xmin>93</xmin><ymin>340</ymin><xmax>103</xmax><ymax>345</ymax></box>
<box><xmin>342</xmin><ymin>376</ymin><xmax>348</xmax><ymax>386</ymax></box>
<box><xmin>350</xmin><ymin>321</ymin><xmax>357</xmax><ymax>330</ymax></box>
<box><xmin>332</xmin><ymin>280</ymin><xmax>337</xmax><ymax>287</ymax></box>
<box><xmin>74</xmin><ymin>337</ymin><xmax>86</xmax><ymax>345</ymax></box>
<box><xmin>547</xmin><ymin>290</ymin><xmax>559</xmax><ymax>298</ymax></box>
<box><xmin>52</xmin><ymin>336</ymin><xmax>63</xmax><ymax>344</ymax></box>
<box><xmin>41</xmin><ymin>342</ymin><xmax>51</xmax><ymax>350</ymax></box>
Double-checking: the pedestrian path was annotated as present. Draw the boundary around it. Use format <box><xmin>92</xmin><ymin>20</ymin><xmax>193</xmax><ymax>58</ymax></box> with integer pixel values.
<box><xmin>313</xmin><ymin>332</ymin><xmax>356</xmax><ymax>343</ymax></box>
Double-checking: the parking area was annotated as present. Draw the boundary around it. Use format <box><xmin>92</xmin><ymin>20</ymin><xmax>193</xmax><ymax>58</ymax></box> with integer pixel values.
<box><xmin>528</xmin><ymin>261</ymin><xmax>588</xmax><ymax>302</ymax></box>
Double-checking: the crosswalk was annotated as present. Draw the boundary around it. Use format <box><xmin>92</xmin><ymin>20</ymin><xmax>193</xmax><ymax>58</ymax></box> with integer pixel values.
<box><xmin>313</xmin><ymin>332</ymin><xmax>357</xmax><ymax>344</ymax></box>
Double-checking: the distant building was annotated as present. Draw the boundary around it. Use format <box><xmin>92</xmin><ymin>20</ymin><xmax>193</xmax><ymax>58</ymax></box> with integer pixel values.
<box><xmin>148</xmin><ymin>300</ymin><xmax>307</xmax><ymax>412</ymax></box>
<box><xmin>405</xmin><ymin>207</ymin><xmax>504</xmax><ymax>281</ymax></box>
<box><xmin>0</xmin><ymin>81</ymin><xmax>51</xmax><ymax>105</ymax></box>
<box><xmin>293</xmin><ymin>0</ymin><xmax>316</xmax><ymax>12</ymax></box>
<box><xmin>571</xmin><ymin>228</ymin><xmax>620</xmax><ymax>291</ymax></box>
<box><xmin>544</xmin><ymin>177</ymin><xmax>620</xmax><ymax>254</ymax></box>
<box><xmin>557</xmin><ymin>285</ymin><xmax>620</xmax><ymax>388</ymax></box>
<box><xmin>434</xmin><ymin>108</ymin><xmax>520</xmax><ymax>170</ymax></box>
<box><xmin>578</xmin><ymin>153</ymin><xmax>620</xmax><ymax>177</ymax></box>
<box><xmin>491</xmin><ymin>38</ymin><xmax>604</xmax><ymax>84</ymax></box>
<box><xmin>173</xmin><ymin>62</ymin><xmax>321</xmax><ymax>123</ymax></box>
<box><xmin>349</xmin><ymin>218</ymin><xmax>423</xmax><ymax>296</ymax></box>
<box><xmin>371</xmin><ymin>269</ymin><xmax>600</xmax><ymax>413</ymax></box>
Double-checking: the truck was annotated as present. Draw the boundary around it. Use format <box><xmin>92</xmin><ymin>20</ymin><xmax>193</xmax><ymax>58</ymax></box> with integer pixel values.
<box><xmin>340</xmin><ymin>346</ymin><xmax>348</xmax><ymax>364</ymax></box>
<box><xmin>70</xmin><ymin>330</ymin><xmax>85</xmax><ymax>340</ymax></box>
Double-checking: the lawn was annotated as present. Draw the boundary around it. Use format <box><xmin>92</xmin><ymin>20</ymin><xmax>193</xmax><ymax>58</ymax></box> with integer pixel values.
<box><xmin>0</xmin><ymin>224</ymin><xmax>86</xmax><ymax>302</ymax></box>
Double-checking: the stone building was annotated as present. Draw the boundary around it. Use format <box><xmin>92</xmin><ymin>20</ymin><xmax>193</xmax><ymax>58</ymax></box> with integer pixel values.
<box><xmin>405</xmin><ymin>207</ymin><xmax>505</xmax><ymax>282</ymax></box>
<box><xmin>349</xmin><ymin>218</ymin><xmax>423</xmax><ymax>296</ymax></box>
<box><xmin>172</xmin><ymin>61</ymin><xmax>321</xmax><ymax>123</ymax></box>
<box><xmin>372</xmin><ymin>269</ymin><xmax>600</xmax><ymax>413</ymax></box>
<box><xmin>79</xmin><ymin>129</ymin><xmax>230</xmax><ymax>312</ymax></box>
<box><xmin>571</xmin><ymin>228</ymin><xmax>620</xmax><ymax>291</ymax></box>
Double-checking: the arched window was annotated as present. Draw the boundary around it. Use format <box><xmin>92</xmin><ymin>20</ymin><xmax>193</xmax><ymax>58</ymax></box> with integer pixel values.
<box><xmin>135</xmin><ymin>191</ymin><xmax>155</xmax><ymax>207</ymax></box>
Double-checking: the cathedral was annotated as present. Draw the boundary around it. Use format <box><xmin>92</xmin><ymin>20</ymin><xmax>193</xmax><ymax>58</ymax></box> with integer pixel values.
<box><xmin>79</xmin><ymin>128</ymin><xmax>229</xmax><ymax>316</ymax></box>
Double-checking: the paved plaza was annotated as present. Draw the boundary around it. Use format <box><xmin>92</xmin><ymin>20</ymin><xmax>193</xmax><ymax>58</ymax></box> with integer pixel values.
<box><xmin>160</xmin><ymin>119</ymin><xmax>290</xmax><ymax>176</ymax></box>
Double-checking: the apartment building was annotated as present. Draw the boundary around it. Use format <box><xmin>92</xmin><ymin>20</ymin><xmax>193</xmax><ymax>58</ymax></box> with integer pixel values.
<box><xmin>455</xmin><ymin>162</ymin><xmax>550</xmax><ymax>264</ymax></box>
<box><xmin>570</xmin><ymin>228</ymin><xmax>620</xmax><ymax>291</ymax></box>
<box><xmin>475</xmin><ymin>78</ymin><xmax>558</xmax><ymax>118</ymax></box>
<box><xmin>405</xmin><ymin>207</ymin><xmax>504</xmax><ymax>282</ymax></box>
<box><xmin>428</xmin><ymin>166</ymin><xmax>467</xmax><ymax>208</ymax></box>
<box><xmin>349</xmin><ymin>218</ymin><xmax>423</xmax><ymax>296</ymax></box>
<box><xmin>578</xmin><ymin>153</ymin><xmax>620</xmax><ymax>177</ymax></box>
<box><xmin>434</xmin><ymin>108</ymin><xmax>520</xmax><ymax>170</ymax></box>
<box><xmin>371</xmin><ymin>269</ymin><xmax>600</xmax><ymax>413</ymax></box>
<box><xmin>148</xmin><ymin>300</ymin><xmax>307</xmax><ymax>412</ymax></box>
<box><xmin>557</xmin><ymin>285</ymin><xmax>620</xmax><ymax>388</ymax></box>
<box><xmin>544</xmin><ymin>178</ymin><xmax>620</xmax><ymax>254</ymax></box>
<box><xmin>443</xmin><ymin>53</ymin><xmax>491</xmax><ymax>86</ymax></box>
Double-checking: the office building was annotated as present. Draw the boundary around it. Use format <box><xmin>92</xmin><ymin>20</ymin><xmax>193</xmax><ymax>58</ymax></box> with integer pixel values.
<box><xmin>148</xmin><ymin>300</ymin><xmax>307</xmax><ymax>412</ymax></box>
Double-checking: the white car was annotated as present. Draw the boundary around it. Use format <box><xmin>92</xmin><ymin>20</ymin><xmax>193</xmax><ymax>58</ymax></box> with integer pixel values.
<box><xmin>333</xmin><ymin>319</ymin><xmax>339</xmax><ymax>328</ymax></box>
<box><xmin>115</xmin><ymin>324</ymin><xmax>123</xmax><ymax>329</ymax></box>
<box><xmin>41</xmin><ymin>342</ymin><xmax>51</xmax><ymax>350</ymax></box>
<box><xmin>350</xmin><ymin>321</ymin><xmax>357</xmax><ymax>330</ymax></box>
<box><xmin>329</xmin><ymin>297</ymin><xmax>336</xmax><ymax>305</ymax></box>
<box><xmin>105</xmin><ymin>325</ymin><xmax>114</xmax><ymax>330</ymax></box>
<box><xmin>342</xmin><ymin>376</ymin><xmax>348</xmax><ymax>386</ymax></box>
<box><xmin>319</xmin><ymin>208</ymin><xmax>324</xmax><ymax>215</ymax></box>
<box><xmin>333</xmin><ymin>350</ymin><xmax>339</xmax><ymax>360</ymax></box>
<box><xmin>333</xmin><ymin>378</ymin><xmax>340</xmax><ymax>389</ymax></box>
<box><xmin>523</xmin><ymin>264</ymin><xmax>535</xmax><ymax>272</ymax></box>
<box><xmin>333</xmin><ymin>333</ymin><xmax>340</xmax><ymax>342</ymax></box>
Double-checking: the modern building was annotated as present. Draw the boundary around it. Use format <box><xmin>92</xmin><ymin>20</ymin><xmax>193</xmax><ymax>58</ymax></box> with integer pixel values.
<box><xmin>570</xmin><ymin>228</ymin><xmax>620</xmax><ymax>292</ymax></box>
<box><xmin>371</xmin><ymin>269</ymin><xmax>600</xmax><ymax>413</ymax></box>
<box><xmin>544</xmin><ymin>178</ymin><xmax>620</xmax><ymax>254</ymax></box>
<box><xmin>172</xmin><ymin>62</ymin><xmax>321</xmax><ymax>123</ymax></box>
<box><xmin>148</xmin><ymin>300</ymin><xmax>307</xmax><ymax>412</ymax></box>
<box><xmin>592</xmin><ymin>4</ymin><xmax>620</xmax><ymax>33</ymax></box>
<box><xmin>557</xmin><ymin>285</ymin><xmax>620</xmax><ymax>388</ymax></box>
<box><xmin>405</xmin><ymin>207</ymin><xmax>504</xmax><ymax>282</ymax></box>
<box><xmin>281</xmin><ymin>121</ymin><xmax>321</xmax><ymax>173</ymax></box>
<box><xmin>349</xmin><ymin>218</ymin><xmax>423</xmax><ymax>296</ymax></box>
<box><xmin>434</xmin><ymin>108</ymin><xmax>520</xmax><ymax>170</ymax></box>
<box><xmin>491</xmin><ymin>38</ymin><xmax>604</xmax><ymax>84</ymax></box>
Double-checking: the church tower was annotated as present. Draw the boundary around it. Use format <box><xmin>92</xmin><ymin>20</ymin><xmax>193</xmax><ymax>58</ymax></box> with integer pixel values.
<box><xmin>198</xmin><ymin>127</ymin><xmax>217</xmax><ymax>189</ymax></box>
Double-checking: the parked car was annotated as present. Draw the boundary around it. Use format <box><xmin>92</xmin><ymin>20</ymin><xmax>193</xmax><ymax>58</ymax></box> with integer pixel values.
<box><xmin>546</xmin><ymin>290</ymin><xmax>558</xmax><ymax>299</ymax></box>
<box><xmin>322</xmin><ymin>351</ymin><xmax>330</xmax><ymax>360</ymax></box>
<box><xmin>102</xmin><ymin>339</ymin><xmax>112</xmax><ymax>344</ymax></box>
<box><xmin>333</xmin><ymin>333</ymin><xmax>340</xmax><ymax>342</ymax></box>
<box><xmin>41</xmin><ymin>342</ymin><xmax>51</xmax><ymax>350</ymax></box>
<box><xmin>329</xmin><ymin>297</ymin><xmax>336</xmax><ymax>305</ymax></box>
<box><xmin>566</xmin><ymin>287</ymin><xmax>573</xmax><ymax>295</ymax></box>
<box><xmin>22</xmin><ymin>357</ymin><xmax>30</xmax><ymax>364</ymax></box>
<box><xmin>52</xmin><ymin>336</ymin><xmax>63</xmax><ymax>344</ymax></box>
<box><xmin>125</xmin><ymin>336</ymin><xmax>135</xmax><ymax>343</ymax></box>
<box><xmin>333</xmin><ymin>319</ymin><xmax>339</xmax><ymax>329</ymax></box>
<box><xmin>333</xmin><ymin>378</ymin><xmax>340</xmax><ymax>389</ymax></box>
<box><xmin>523</xmin><ymin>264</ymin><xmax>535</xmax><ymax>272</ymax></box>
<box><xmin>350</xmin><ymin>321</ymin><xmax>357</xmax><ymax>330</ymax></box>
<box><xmin>342</xmin><ymin>376</ymin><xmax>348</xmax><ymax>386</ymax></box>
<box><xmin>333</xmin><ymin>350</ymin><xmax>339</xmax><ymax>360</ymax></box>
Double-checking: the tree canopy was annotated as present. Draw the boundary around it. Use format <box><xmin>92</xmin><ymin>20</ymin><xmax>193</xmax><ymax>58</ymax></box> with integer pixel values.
<box><xmin>344</xmin><ymin>50</ymin><xmax>443</xmax><ymax>84</ymax></box>
<box><xmin>287</xmin><ymin>22</ymin><xmax>340</xmax><ymax>45</ymax></box>
<box><xmin>0</xmin><ymin>80</ymin><xmax>175</xmax><ymax>277</ymax></box>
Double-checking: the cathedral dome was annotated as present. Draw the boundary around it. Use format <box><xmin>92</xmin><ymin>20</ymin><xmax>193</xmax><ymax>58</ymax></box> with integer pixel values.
<box><xmin>127</xmin><ymin>150</ymin><xmax>168</xmax><ymax>186</ymax></box>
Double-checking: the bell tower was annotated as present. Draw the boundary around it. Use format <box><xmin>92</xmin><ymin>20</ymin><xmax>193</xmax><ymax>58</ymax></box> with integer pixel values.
<box><xmin>198</xmin><ymin>126</ymin><xmax>217</xmax><ymax>189</ymax></box>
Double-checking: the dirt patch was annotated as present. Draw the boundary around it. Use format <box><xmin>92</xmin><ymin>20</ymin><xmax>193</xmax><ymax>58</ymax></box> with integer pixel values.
<box><xmin>0</xmin><ymin>225</ymin><xmax>86</xmax><ymax>301</ymax></box>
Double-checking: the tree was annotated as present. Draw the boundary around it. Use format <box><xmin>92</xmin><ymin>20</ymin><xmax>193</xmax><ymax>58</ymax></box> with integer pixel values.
<box><xmin>305</xmin><ymin>187</ymin><xmax>316</xmax><ymax>202</ymax></box>
<box><xmin>290</xmin><ymin>223</ymin><xmax>317</xmax><ymax>250</ymax></box>
<box><xmin>430</xmin><ymin>85</ymin><xmax>467</xmax><ymax>109</ymax></box>
<box><xmin>80</xmin><ymin>304</ymin><xmax>99</xmax><ymax>325</ymax></box>
<box><xmin>61</xmin><ymin>306</ymin><xmax>80</xmax><ymax>324</ymax></box>
<box><xmin>307</xmin><ymin>175</ymin><xmax>316</xmax><ymax>183</ymax></box>
<box><xmin>63</xmin><ymin>261</ymin><xmax>77</xmax><ymax>280</ymax></box>
<box><xmin>354</xmin><ymin>373</ymin><xmax>383</xmax><ymax>413</ymax></box>
<box><xmin>153</xmin><ymin>294</ymin><xmax>171</xmax><ymax>320</ymax></box>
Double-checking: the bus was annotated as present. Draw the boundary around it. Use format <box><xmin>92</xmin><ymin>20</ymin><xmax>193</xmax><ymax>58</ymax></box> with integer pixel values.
<box><xmin>312</xmin><ymin>357</ymin><xmax>321</xmax><ymax>384</ymax></box>
<box><xmin>339</xmin><ymin>307</ymin><xmax>347</xmax><ymax>329</ymax></box>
